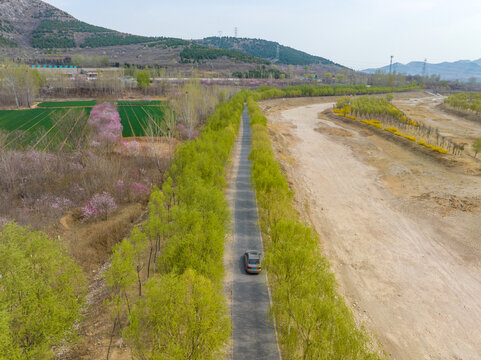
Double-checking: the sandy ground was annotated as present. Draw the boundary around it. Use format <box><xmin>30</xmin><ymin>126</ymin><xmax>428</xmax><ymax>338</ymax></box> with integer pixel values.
<box><xmin>393</xmin><ymin>95</ymin><xmax>481</xmax><ymax>158</ymax></box>
<box><xmin>261</xmin><ymin>98</ymin><xmax>481</xmax><ymax>360</ymax></box>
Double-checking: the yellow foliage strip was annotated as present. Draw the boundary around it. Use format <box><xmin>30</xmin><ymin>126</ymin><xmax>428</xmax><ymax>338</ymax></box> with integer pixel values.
<box><xmin>418</xmin><ymin>140</ymin><xmax>448</xmax><ymax>153</ymax></box>
<box><xmin>360</xmin><ymin>119</ymin><xmax>383</xmax><ymax>129</ymax></box>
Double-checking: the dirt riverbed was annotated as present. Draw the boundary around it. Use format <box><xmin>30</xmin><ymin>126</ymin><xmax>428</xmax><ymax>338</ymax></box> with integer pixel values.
<box><xmin>260</xmin><ymin>94</ymin><xmax>481</xmax><ymax>360</ymax></box>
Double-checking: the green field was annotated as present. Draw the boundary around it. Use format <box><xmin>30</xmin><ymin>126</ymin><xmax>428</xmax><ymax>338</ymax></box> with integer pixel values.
<box><xmin>0</xmin><ymin>101</ymin><xmax>167</xmax><ymax>151</ymax></box>
<box><xmin>37</xmin><ymin>100</ymin><xmax>98</xmax><ymax>108</ymax></box>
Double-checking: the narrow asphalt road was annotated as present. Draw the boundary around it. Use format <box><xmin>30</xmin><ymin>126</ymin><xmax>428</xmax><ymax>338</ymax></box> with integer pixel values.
<box><xmin>231</xmin><ymin>106</ymin><xmax>280</xmax><ymax>360</ymax></box>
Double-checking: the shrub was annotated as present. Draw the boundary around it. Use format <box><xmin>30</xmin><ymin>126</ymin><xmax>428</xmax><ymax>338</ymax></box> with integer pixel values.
<box><xmin>130</xmin><ymin>182</ymin><xmax>149</xmax><ymax>200</ymax></box>
<box><xmin>82</xmin><ymin>191</ymin><xmax>117</xmax><ymax>221</ymax></box>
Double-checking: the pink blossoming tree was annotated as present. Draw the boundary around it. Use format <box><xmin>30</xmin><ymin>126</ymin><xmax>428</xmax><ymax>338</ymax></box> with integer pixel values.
<box><xmin>88</xmin><ymin>103</ymin><xmax>123</xmax><ymax>149</ymax></box>
<box><xmin>82</xmin><ymin>192</ymin><xmax>118</xmax><ymax>221</ymax></box>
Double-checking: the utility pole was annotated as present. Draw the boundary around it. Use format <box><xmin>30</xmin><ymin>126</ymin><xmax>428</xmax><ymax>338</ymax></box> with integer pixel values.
<box><xmin>389</xmin><ymin>55</ymin><xmax>394</xmax><ymax>74</ymax></box>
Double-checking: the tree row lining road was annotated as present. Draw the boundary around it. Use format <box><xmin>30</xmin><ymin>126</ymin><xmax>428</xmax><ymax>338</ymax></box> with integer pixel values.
<box><xmin>231</xmin><ymin>106</ymin><xmax>280</xmax><ymax>360</ymax></box>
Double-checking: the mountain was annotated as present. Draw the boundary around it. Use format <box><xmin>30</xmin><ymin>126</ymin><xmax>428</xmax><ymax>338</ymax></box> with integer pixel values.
<box><xmin>197</xmin><ymin>37</ymin><xmax>341</xmax><ymax>67</ymax></box>
<box><xmin>0</xmin><ymin>0</ymin><xmax>344</xmax><ymax>72</ymax></box>
<box><xmin>0</xmin><ymin>0</ymin><xmax>166</xmax><ymax>49</ymax></box>
<box><xmin>363</xmin><ymin>59</ymin><xmax>481</xmax><ymax>81</ymax></box>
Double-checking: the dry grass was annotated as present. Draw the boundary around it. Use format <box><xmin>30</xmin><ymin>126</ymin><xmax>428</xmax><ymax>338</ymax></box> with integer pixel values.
<box><xmin>60</xmin><ymin>203</ymin><xmax>144</xmax><ymax>274</ymax></box>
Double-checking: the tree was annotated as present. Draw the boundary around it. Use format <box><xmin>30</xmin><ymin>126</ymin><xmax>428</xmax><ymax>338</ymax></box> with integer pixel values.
<box><xmin>125</xmin><ymin>269</ymin><xmax>230</xmax><ymax>360</ymax></box>
<box><xmin>335</xmin><ymin>73</ymin><xmax>346</xmax><ymax>84</ymax></box>
<box><xmin>0</xmin><ymin>62</ymin><xmax>42</xmax><ymax>108</ymax></box>
<box><xmin>0</xmin><ymin>222</ymin><xmax>86</xmax><ymax>358</ymax></box>
<box><xmin>104</xmin><ymin>237</ymin><xmax>137</xmax><ymax>360</ymax></box>
<box><xmin>136</xmin><ymin>70</ymin><xmax>151</xmax><ymax>92</ymax></box>
<box><xmin>473</xmin><ymin>139</ymin><xmax>481</xmax><ymax>158</ymax></box>
<box><xmin>322</xmin><ymin>72</ymin><xmax>332</xmax><ymax>84</ymax></box>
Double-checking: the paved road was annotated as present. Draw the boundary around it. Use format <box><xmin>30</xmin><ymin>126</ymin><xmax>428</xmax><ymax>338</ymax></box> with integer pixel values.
<box><xmin>231</xmin><ymin>106</ymin><xmax>280</xmax><ymax>360</ymax></box>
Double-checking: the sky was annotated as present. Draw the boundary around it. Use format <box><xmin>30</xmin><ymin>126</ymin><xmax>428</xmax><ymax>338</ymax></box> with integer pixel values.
<box><xmin>46</xmin><ymin>0</ymin><xmax>481</xmax><ymax>70</ymax></box>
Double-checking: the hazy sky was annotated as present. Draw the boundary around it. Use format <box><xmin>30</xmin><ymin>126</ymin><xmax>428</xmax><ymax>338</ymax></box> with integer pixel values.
<box><xmin>46</xmin><ymin>0</ymin><xmax>481</xmax><ymax>70</ymax></box>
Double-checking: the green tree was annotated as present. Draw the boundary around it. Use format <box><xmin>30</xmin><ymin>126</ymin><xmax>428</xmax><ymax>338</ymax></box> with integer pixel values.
<box><xmin>0</xmin><ymin>222</ymin><xmax>86</xmax><ymax>359</ymax></box>
<box><xmin>125</xmin><ymin>269</ymin><xmax>230</xmax><ymax>360</ymax></box>
<box><xmin>104</xmin><ymin>237</ymin><xmax>137</xmax><ymax>359</ymax></box>
<box><xmin>322</xmin><ymin>72</ymin><xmax>332</xmax><ymax>84</ymax></box>
<box><xmin>473</xmin><ymin>139</ymin><xmax>481</xmax><ymax>158</ymax></box>
<box><xmin>136</xmin><ymin>70</ymin><xmax>151</xmax><ymax>92</ymax></box>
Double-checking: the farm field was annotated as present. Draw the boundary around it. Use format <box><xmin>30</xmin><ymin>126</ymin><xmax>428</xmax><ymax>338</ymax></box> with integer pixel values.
<box><xmin>260</xmin><ymin>93</ymin><xmax>481</xmax><ymax>359</ymax></box>
<box><xmin>0</xmin><ymin>100</ymin><xmax>167</xmax><ymax>150</ymax></box>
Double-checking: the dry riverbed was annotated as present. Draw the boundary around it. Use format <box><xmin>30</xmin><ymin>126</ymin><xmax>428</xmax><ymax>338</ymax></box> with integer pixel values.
<box><xmin>260</xmin><ymin>95</ymin><xmax>481</xmax><ymax>360</ymax></box>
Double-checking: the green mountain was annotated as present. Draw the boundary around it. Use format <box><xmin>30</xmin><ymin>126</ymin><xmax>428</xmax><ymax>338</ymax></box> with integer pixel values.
<box><xmin>197</xmin><ymin>37</ymin><xmax>341</xmax><ymax>66</ymax></box>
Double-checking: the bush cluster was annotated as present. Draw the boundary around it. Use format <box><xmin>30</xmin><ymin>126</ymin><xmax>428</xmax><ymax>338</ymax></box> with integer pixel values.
<box><xmin>247</xmin><ymin>96</ymin><xmax>384</xmax><ymax>359</ymax></box>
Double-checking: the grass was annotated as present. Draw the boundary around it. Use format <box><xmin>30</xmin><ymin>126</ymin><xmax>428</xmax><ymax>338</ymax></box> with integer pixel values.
<box><xmin>0</xmin><ymin>101</ymin><xmax>167</xmax><ymax>150</ymax></box>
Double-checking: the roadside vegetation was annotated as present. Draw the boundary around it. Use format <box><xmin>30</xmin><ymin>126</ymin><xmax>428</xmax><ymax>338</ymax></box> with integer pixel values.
<box><xmin>247</xmin><ymin>96</ymin><xmax>385</xmax><ymax>359</ymax></box>
<box><xmin>102</xmin><ymin>91</ymin><xmax>246</xmax><ymax>359</ymax></box>
<box><xmin>333</xmin><ymin>95</ymin><xmax>463</xmax><ymax>155</ymax></box>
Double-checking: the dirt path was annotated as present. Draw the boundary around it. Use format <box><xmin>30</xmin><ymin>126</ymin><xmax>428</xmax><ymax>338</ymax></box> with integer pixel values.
<box><xmin>262</xmin><ymin>100</ymin><xmax>481</xmax><ymax>360</ymax></box>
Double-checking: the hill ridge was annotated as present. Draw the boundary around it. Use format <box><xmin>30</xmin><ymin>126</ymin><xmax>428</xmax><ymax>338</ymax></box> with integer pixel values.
<box><xmin>363</xmin><ymin>59</ymin><xmax>481</xmax><ymax>81</ymax></box>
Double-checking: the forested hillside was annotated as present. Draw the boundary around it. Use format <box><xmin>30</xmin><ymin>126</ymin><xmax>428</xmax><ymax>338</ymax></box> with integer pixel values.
<box><xmin>197</xmin><ymin>37</ymin><xmax>341</xmax><ymax>66</ymax></box>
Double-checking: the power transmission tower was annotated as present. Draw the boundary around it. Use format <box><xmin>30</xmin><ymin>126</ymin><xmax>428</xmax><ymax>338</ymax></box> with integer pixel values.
<box><xmin>276</xmin><ymin>44</ymin><xmax>280</xmax><ymax>61</ymax></box>
<box><xmin>235</xmin><ymin>27</ymin><xmax>238</xmax><ymax>38</ymax></box>
<box><xmin>422</xmin><ymin>58</ymin><xmax>427</xmax><ymax>77</ymax></box>
<box><xmin>389</xmin><ymin>55</ymin><xmax>394</xmax><ymax>74</ymax></box>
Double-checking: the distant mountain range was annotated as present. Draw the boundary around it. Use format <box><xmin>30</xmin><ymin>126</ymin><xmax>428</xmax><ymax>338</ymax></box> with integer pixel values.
<box><xmin>0</xmin><ymin>0</ymin><xmax>341</xmax><ymax>69</ymax></box>
<box><xmin>363</xmin><ymin>59</ymin><xmax>481</xmax><ymax>81</ymax></box>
